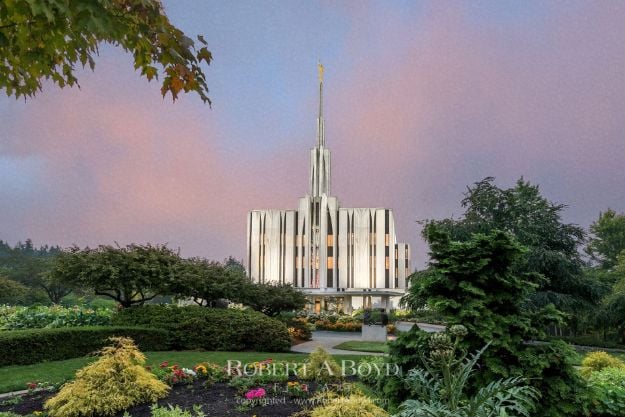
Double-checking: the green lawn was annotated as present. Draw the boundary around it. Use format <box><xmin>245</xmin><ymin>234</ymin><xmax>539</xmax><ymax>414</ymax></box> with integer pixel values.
<box><xmin>333</xmin><ymin>340</ymin><xmax>389</xmax><ymax>353</ymax></box>
<box><xmin>0</xmin><ymin>351</ymin><xmax>372</xmax><ymax>394</ymax></box>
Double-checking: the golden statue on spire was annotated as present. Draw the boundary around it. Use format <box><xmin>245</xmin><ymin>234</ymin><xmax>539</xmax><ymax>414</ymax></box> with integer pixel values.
<box><xmin>318</xmin><ymin>61</ymin><xmax>324</xmax><ymax>83</ymax></box>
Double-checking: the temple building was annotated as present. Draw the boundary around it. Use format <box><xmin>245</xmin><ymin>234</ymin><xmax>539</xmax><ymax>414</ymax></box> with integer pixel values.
<box><xmin>246</xmin><ymin>65</ymin><xmax>411</xmax><ymax>312</ymax></box>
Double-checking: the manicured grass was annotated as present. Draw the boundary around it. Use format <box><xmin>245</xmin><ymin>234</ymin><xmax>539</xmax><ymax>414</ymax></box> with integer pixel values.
<box><xmin>0</xmin><ymin>351</ymin><xmax>372</xmax><ymax>394</ymax></box>
<box><xmin>333</xmin><ymin>340</ymin><xmax>389</xmax><ymax>353</ymax></box>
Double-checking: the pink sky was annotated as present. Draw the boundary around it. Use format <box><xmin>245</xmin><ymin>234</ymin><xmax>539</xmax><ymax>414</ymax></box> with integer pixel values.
<box><xmin>1</xmin><ymin>2</ymin><xmax>624</xmax><ymax>268</ymax></box>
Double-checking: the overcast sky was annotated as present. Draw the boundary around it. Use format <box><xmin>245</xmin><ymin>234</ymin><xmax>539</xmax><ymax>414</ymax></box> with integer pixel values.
<box><xmin>1</xmin><ymin>1</ymin><xmax>624</xmax><ymax>269</ymax></box>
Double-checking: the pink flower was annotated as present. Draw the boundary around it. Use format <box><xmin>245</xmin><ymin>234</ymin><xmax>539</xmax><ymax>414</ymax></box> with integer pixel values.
<box><xmin>245</xmin><ymin>388</ymin><xmax>266</xmax><ymax>400</ymax></box>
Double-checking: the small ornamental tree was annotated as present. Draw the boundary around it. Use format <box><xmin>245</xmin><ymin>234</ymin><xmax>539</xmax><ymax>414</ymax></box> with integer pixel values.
<box><xmin>173</xmin><ymin>258</ymin><xmax>249</xmax><ymax>307</ymax></box>
<box><xmin>242</xmin><ymin>282</ymin><xmax>307</xmax><ymax>316</ymax></box>
<box><xmin>50</xmin><ymin>244</ymin><xmax>182</xmax><ymax>308</ymax></box>
<box><xmin>0</xmin><ymin>0</ymin><xmax>212</xmax><ymax>103</ymax></box>
<box><xmin>390</xmin><ymin>228</ymin><xmax>589</xmax><ymax>417</ymax></box>
<box><xmin>0</xmin><ymin>276</ymin><xmax>29</xmax><ymax>304</ymax></box>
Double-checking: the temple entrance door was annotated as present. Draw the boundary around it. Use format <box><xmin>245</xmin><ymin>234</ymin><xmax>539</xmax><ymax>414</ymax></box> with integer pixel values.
<box><xmin>314</xmin><ymin>298</ymin><xmax>321</xmax><ymax>313</ymax></box>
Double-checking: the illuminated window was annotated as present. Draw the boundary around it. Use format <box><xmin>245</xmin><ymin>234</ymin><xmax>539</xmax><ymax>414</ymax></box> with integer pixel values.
<box><xmin>385</xmin><ymin>234</ymin><xmax>390</xmax><ymax>245</ymax></box>
<box><xmin>395</xmin><ymin>248</ymin><xmax>398</xmax><ymax>258</ymax></box>
<box><xmin>327</xmin><ymin>235</ymin><xmax>334</xmax><ymax>246</ymax></box>
<box><xmin>385</xmin><ymin>256</ymin><xmax>390</xmax><ymax>269</ymax></box>
<box><xmin>327</xmin><ymin>256</ymin><xmax>334</xmax><ymax>269</ymax></box>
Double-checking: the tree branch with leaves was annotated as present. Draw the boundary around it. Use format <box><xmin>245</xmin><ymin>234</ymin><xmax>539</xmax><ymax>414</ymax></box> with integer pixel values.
<box><xmin>0</xmin><ymin>0</ymin><xmax>212</xmax><ymax>103</ymax></box>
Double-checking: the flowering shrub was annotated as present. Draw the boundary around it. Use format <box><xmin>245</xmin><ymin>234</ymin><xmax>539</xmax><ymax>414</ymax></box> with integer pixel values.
<box><xmin>286</xmin><ymin>381</ymin><xmax>309</xmax><ymax>397</ymax></box>
<box><xmin>194</xmin><ymin>362</ymin><xmax>227</xmax><ymax>385</ymax></box>
<box><xmin>313</xmin><ymin>319</ymin><xmax>361</xmax><ymax>332</ymax></box>
<box><xmin>26</xmin><ymin>381</ymin><xmax>59</xmax><ymax>393</ymax></box>
<box><xmin>244</xmin><ymin>387</ymin><xmax>266</xmax><ymax>400</ymax></box>
<box><xmin>0</xmin><ymin>305</ymin><xmax>112</xmax><ymax>330</ymax></box>
<box><xmin>154</xmin><ymin>362</ymin><xmax>196</xmax><ymax>385</ymax></box>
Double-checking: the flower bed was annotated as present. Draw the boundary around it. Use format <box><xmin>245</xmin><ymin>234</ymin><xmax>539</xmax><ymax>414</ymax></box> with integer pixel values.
<box><xmin>0</xmin><ymin>366</ymin><xmax>363</xmax><ymax>417</ymax></box>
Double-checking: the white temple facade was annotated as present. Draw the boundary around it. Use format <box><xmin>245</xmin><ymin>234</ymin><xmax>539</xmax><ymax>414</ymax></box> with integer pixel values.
<box><xmin>246</xmin><ymin>66</ymin><xmax>411</xmax><ymax>312</ymax></box>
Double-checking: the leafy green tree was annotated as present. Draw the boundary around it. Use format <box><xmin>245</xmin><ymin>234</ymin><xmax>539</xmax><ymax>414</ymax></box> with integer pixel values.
<box><xmin>0</xmin><ymin>239</ymin><xmax>71</xmax><ymax>303</ymax></box>
<box><xmin>0</xmin><ymin>0</ymin><xmax>212</xmax><ymax>103</ymax></box>
<box><xmin>391</xmin><ymin>228</ymin><xmax>589</xmax><ymax>417</ymax></box>
<box><xmin>595</xmin><ymin>253</ymin><xmax>625</xmax><ymax>339</ymax></box>
<box><xmin>223</xmin><ymin>256</ymin><xmax>246</xmax><ymax>276</ymax></box>
<box><xmin>0</xmin><ymin>275</ymin><xmax>28</xmax><ymax>304</ymax></box>
<box><xmin>173</xmin><ymin>258</ymin><xmax>249</xmax><ymax>307</ymax></box>
<box><xmin>422</xmin><ymin>177</ymin><xmax>603</xmax><ymax>326</ymax></box>
<box><xmin>587</xmin><ymin>209</ymin><xmax>625</xmax><ymax>270</ymax></box>
<box><xmin>50</xmin><ymin>244</ymin><xmax>182</xmax><ymax>308</ymax></box>
<box><xmin>242</xmin><ymin>282</ymin><xmax>307</xmax><ymax>317</ymax></box>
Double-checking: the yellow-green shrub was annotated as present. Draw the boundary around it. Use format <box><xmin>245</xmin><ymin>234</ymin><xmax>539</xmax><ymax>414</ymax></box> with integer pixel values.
<box><xmin>310</xmin><ymin>394</ymin><xmax>388</xmax><ymax>417</ymax></box>
<box><xmin>45</xmin><ymin>337</ymin><xmax>169</xmax><ymax>417</ymax></box>
<box><xmin>581</xmin><ymin>351</ymin><xmax>625</xmax><ymax>377</ymax></box>
<box><xmin>301</xmin><ymin>347</ymin><xmax>342</xmax><ymax>383</ymax></box>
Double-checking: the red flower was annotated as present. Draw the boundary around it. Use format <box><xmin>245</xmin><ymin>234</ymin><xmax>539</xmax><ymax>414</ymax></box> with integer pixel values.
<box><xmin>27</xmin><ymin>382</ymin><xmax>37</xmax><ymax>390</ymax></box>
<box><xmin>160</xmin><ymin>361</ymin><xmax>169</xmax><ymax>368</ymax></box>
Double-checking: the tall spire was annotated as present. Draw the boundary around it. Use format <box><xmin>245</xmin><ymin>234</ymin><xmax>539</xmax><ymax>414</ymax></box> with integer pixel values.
<box><xmin>310</xmin><ymin>62</ymin><xmax>330</xmax><ymax>197</ymax></box>
<box><xmin>317</xmin><ymin>62</ymin><xmax>325</xmax><ymax>147</ymax></box>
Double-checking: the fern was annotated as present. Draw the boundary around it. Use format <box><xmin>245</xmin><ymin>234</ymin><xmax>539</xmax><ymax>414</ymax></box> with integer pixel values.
<box><xmin>395</xmin><ymin>327</ymin><xmax>539</xmax><ymax>417</ymax></box>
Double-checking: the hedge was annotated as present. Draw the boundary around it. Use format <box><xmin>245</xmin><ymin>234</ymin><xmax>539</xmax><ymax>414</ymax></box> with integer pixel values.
<box><xmin>112</xmin><ymin>305</ymin><xmax>291</xmax><ymax>352</ymax></box>
<box><xmin>0</xmin><ymin>326</ymin><xmax>168</xmax><ymax>366</ymax></box>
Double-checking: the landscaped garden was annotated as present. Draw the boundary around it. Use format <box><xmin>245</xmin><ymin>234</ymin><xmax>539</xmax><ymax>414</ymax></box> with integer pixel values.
<box><xmin>2</xmin><ymin>180</ymin><xmax>625</xmax><ymax>416</ymax></box>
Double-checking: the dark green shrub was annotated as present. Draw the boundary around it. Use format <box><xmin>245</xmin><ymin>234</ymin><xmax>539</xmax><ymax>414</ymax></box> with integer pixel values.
<box><xmin>392</xmin><ymin>229</ymin><xmax>591</xmax><ymax>417</ymax></box>
<box><xmin>112</xmin><ymin>305</ymin><xmax>291</xmax><ymax>352</ymax></box>
<box><xmin>0</xmin><ymin>326</ymin><xmax>168</xmax><ymax>366</ymax></box>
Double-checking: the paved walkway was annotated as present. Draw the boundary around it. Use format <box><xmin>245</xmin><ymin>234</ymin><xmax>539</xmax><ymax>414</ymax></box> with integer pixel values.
<box><xmin>396</xmin><ymin>321</ymin><xmax>445</xmax><ymax>333</ymax></box>
<box><xmin>291</xmin><ymin>331</ymin><xmax>387</xmax><ymax>355</ymax></box>
<box><xmin>291</xmin><ymin>323</ymin><xmax>445</xmax><ymax>356</ymax></box>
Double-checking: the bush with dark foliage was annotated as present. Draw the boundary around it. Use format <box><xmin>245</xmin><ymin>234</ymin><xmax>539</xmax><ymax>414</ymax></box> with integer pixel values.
<box><xmin>0</xmin><ymin>326</ymin><xmax>168</xmax><ymax>366</ymax></box>
<box><xmin>389</xmin><ymin>228</ymin><xmax>590</xmax><ymax>417</ymax></box>
<box><xmin>113</xmin><ymin>305</ymin><xmax>291</xmax><ymax>352</ymax></box>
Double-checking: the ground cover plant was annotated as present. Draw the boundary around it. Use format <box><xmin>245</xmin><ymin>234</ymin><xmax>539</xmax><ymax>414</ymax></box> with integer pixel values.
<box><xmin>0</xmin><ymin>305</ymin><xmax>112</xmax><ymax>330</ymax></box>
